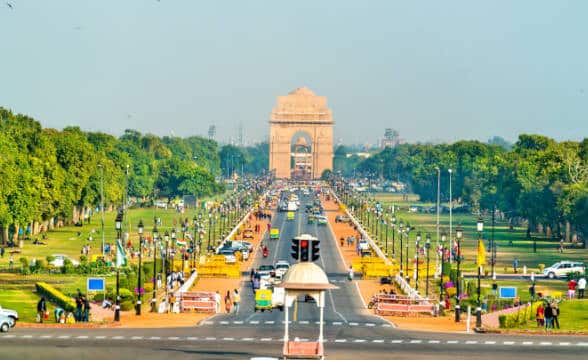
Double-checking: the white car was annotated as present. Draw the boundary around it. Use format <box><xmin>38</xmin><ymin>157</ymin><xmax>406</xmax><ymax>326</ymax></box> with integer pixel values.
<box><xmin>49</xmin><ymin>254</ymin><xmax>80</xmax><ymax>267</ymax></box>
<box><xmin>218</xmin><ymin>249</ymin><xmax>237</xmax><ymax>264</ymax></box>
<box><xmin>358</xmin><ymin>239</ymin><xmax>370</xmax><ymax>251</ymax></box>
<box><xmin>274</xmin><ymin>260</ymin><xmax>290</xmax><ymax>279</ymax></box>
<box><xmin>0</xmin><ymin>306</ymin><xmax>18</xmax><ymax>327</ymax></box>
<box><xmin>543</xmin><ymin>261</ymin><xmax>586</xmax><ymax>279</ymax></box>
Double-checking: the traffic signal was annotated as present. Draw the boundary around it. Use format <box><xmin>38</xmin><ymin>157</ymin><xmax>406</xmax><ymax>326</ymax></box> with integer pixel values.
<box><xmin>310</xmin><ymin>239</ymin><xmax>320</xmax><ymax>261</ymax></box>
<box><xmin>300</xmin><ymin>239</ymin><xmax>309</xmax><ymax>261</ymax></box>
<box><xmin>291</xmin><ymin>238</ymin><xmax>300</xmax><ymax>261</ymax></box>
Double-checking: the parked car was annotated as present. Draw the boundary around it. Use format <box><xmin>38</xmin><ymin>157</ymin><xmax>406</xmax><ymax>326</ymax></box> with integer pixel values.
<box><xmin>274</xmin><ymin>260</ymin><xmax>290</xmax><ymax>279</ymax></box>
<box><xmin>49</xmin><ymin>254</ymin><xmax>80</xmax><ymax>267</ymax></box>
<box><xmin>542</xmin><ymin>261</ymin><xmax>586</xmax><ymax>279</ymax></box>
<box><xmin>0</xmin><ymin>306</ymin><xmax>18</xmax><ymax>327</ymax></box>
<box><xmin>0</xmin><ymin>315</ymin><xmax>14</xmax><ymax>332</ymax></box>
<box><xmin>335</xmin><ymin>215</ymin><xmax>351</xmax><ymax>223</ymax></box>
<box><xmin>218</xmin><ymin>249</ymin><xmax>237</xmax><ymax>264</ymax></box>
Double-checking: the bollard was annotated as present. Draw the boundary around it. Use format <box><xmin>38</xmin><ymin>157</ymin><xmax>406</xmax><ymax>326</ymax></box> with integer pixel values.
<box><xmin>523</xmin><ymin>265</ymin><xmax>527</xmax><ymax>275</ymax></box>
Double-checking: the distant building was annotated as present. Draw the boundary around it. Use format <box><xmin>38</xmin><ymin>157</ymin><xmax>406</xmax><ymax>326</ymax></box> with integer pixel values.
<box><xmin>381</xmin><ymin>128</ymin><xmax>404</xmax><ymax>148</ymax></box>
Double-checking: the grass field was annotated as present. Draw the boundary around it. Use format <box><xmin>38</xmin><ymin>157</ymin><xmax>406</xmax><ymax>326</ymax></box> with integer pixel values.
<box><xmin>355</xmin><ymin>192</ymin><xmax>587</xmax><ymax>274</ymax></box>
<box><xmin>512</xmin><ymin>299</ymin><xmax>588</xmax><ymax>333</ymax></box>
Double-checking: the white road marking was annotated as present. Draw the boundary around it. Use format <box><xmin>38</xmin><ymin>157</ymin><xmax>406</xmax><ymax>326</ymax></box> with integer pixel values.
<box><xmin>353</xmin><ymin>339</ymin><xmax>366</xmax><ymax>343</ymax></box>
<box><xmin>95</xmin><ymin>336</ymin><xmax>107</xmax><ymax>339</ymax></box>
<box><xmin>465</xmin><ymin>340</ymin><xmax>478</xmax><ymax>344</ymax></box>
<box><xmin>131</xmin><ymin>336</ymin><xmax>143</xmax><ymax>340</ymax></box>
<box><xmin>373</xmin><ymin>339</ymin><xmax>384</xmax><ymax>343</ymax></box>
<box><xmin>22</xmin><ymin>335</ymin><xmax>33</xmax><ymax>338</ymax></box>
<box><xmin>428</xmin><ymin>340</ymin><xmax>440</xmax><ymax>344</ymax></box>
<box><xmin>410</xmin><ymin>340</ymin><xmax>422</xmax><ymax>344</ymax></box>
<box><xmin>3</xmin><ymin>335</ymin><xmax>16</xmax><ymax>338</ymax></box>
<box><xmin>265</xmin><ymin>321</ymin><xmax>275</xmax><ymax>325</ymax></box>
<box><xmin>222</xmin><ymin>337</ymin><xmax>234</xmax><ymax>341</ymax></box>
<box><xmin>220</xmin><ymin>321</ymin><xmax>229</xmax><ymax>325</ymax></box>
<box><xmin>205</xmin><ymin>337</ymin><xmax>217</xmax><ymax>341</ymax></box>
<box><xmin>540</xmin><ymin>342</ymin><xmax>552</xmax><ymax>346</ymax></box>
<box><xmin>484</xmin><ymin>341</ymin><xmax>496</xmax><ymax>345</ymax></box>
<box><xmin>349</xmin><ymin>322</ymin><xmax>359</xmax><ymax>326</ymax></box>
<box><xmin>168</xmin><ymin>337</ymin><xmax>180</xmax><ymax>340</ymax></box>
<box><xmin>577</xmin><ymin>342</ymin><xmax>588</xmax><ymax>346</ymax></box>
<box><xmin>187</xmin><ymin>337</ymin><xmax>198</xmax><ymax>341</ymax></box>
<box><xmin>250</xmin><ymin>321</ymin><xmax>259</xmax><ymax>324</ymax></box>
<box><xmin>299</xmin><ymin>321</ymin><xmax>309</xmax><ymax>324</ymax></box>
<box><xmin>381</xmin><ymin>324</ymin><xmax>392</xmax><ymax>327</ymax></box>
<box><xmin>260</xmin><ymin>338</ymin><xmax>272</xmax><ymax>341</ymax></box>
<box><xmin>391</xmin><ymin>340</ymin><xmax>403</xmax><ymax>344</ymax></box>
<box><xmin>112</xmin><ymin>336</ymin><xmax>125</xmax><ymax>340</ymax></box>
<box><xmin>233</xmin><ymin>321</ymin><xmax>244</xmax><ymax>324</ymax></box>
<box><xmin>333</xmin><ymin>321</ymin><xmax>343</xmax><ymax>325</ymax></box>
<box><xmin>522</xmin><ymin>341</ymin><xmax>533</xmax><ymax>345</ymax></box>
<box><xmin>447</xmin><ymin>340</ymin><xmax>459</xmax><ymax>344</ymax></box>
<box><xmin>203</xmin><ymin>321</ymin><xmax>214</xmax><ymax>325</ymax></box>
<box><xmin>335</xmin><ymin>339</ymin><xmax>347</xmax><ymax>343</ymax></box>
<box><xmin>559</xmin><ymin>342</ymin><xmax>570</xmax><ymax>346</ymax></box>
<box><xmin>58</xmin><ymin>335</ymin><xmax>70</xmax><ymax>339</ymax></box>
<box><xmin>365</xmin><ymin>323</ymin><xmax>375</xmax><ymax>327</ymax></box>
<box><xmin>503</xmin><ymin>341</ymin><xmax>515</xmax><ymax>345</ymax></box>
<box><xmin>148</xmin><ymin>336</ymin><xmax>161</xmax><ymax>340</ymax></box>
<box><xmin>76</xmin><ymin>336</ymin><xmax>88</xmax><ymax>339</ymax></box>
<box><xmin>241</xmin><ymin>338</ymin><xmax>254</xmax><ymax>341</ymax></box>
<box><xmin>40</xmin><ymin>335</ymin><xmax>53</xmax><ymax>339</ymax></box>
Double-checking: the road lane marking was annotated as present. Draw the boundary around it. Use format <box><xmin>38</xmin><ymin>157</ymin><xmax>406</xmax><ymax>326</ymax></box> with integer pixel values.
<box><xmin>299</xmin><ymin>321</ymin><xmax>309</xmax><ymax>324</ymax></box>
<box><xmin>187</xmin><ymin>337</ymin><xmax>198</xmax><ymax>341</ymax></box>
<box><xmin>332</xmin><ymin>321</ymin><xmax>343</xmax><ymax>325</ymax></box>
<box><xmin>250</xmin><ymin>321</ymin><xmax>259</xmax><ymax>324</ymax></box>
<box><xmin>203</xmin><ymin>321</ymin><xmax>214</xmax><ymax>325</ymax></box>
<box><xmin>220</xmin><ymin>321</ymin><xmax>229</xmax><ymax>325</ymax></box>
<box><xmin>260</xmin><ymin>338</ymin><xmax>272</xmax><ymax>341</ymax></box>
<box><xmin>540</xmin><ymin>342</ymin><xmax>552</xmax><ymax>346</ymax></box>
<box><xmin>40</xmin><ymin>335</ymin><xmax>53</xmax><ymax>339</ymax></box>
<box><xmin>447</xmin><ymin>340</ymin><xmax>459</xmax><ymax>344</ymax></box>
<box><xmin>265</xmin><ymin>321</ymin><xmax>275</xmax><ymax>325</ymax></box>
<box><xmin>112</xmin><ymin>336</ymin><xmax>125</xmax><ymax>340</ymax></box>
<box><xmin>168</xmin><ymin>337</ymin><xmax>180</xmax><ymax>340</ymax></box>
<box><xmin>95</xmin><ymin>336</ymin><xmax>107</xmax><ymax>339</ymax></box>
<box><xmin>241</xmin><ymin>338</ymin><xmax>254</xmax><ymax>341</ymax></box>
<box><xmin>353</xmin><ymin>339</ymin><xmax>366</xmax><ymax>343</ymax></box>
<box><xmin>233</xmin><ymin>321</ymin><xmax>244</xmax><ymax>324</ymax></box>
<box><xmin>484</xmin><ymin>341</ymin><xmax>496</xmax><ymax>345</ymax></box>
<box><xmin>148</xmin><ymin>336</ymin><xmax>161</xmax><ymax>340</ymax></box>
<box><xmin>428</xmin><ymin>340</ymin><xmax>440</xmax><ymax>344</ymax></box>
<box><xmin>391</xmin><ymin>340</ymin><xmax>403</xmax><ymax>344</ymax></box>
<box><xmin>21</xmin><ymin>335</ymin><xmax>33</xmax><ymax>338</ymax></box>
<box><xmin>503</xmin><ymin>341</ymin><xmax>515</xmax><ymax>345</ymax></box>
<box><xmin>205</xmin><ymin>337</ymin><xmax>217</xmax><ymax>341</ymax></box>
<box><xmin>335</xmin><ymin>339</ymin><xmax>347</xmax><ymax>343</ymax></box>
<box><xmin>577</xmin><ymin>342</ymin><xmax>588</xmax><ymax>346</ymax></box>
<box><xmin>522</xmin><ymin>341</ymin><xmax>533</xmax><ymax>345</ymax></box>
<box><xmin>381</xmin><ymin>324</ymin><xmax>392</xmax><ymax>327</ymax></box>
<box><xmin>131</xmin><ymin>336</ymin><xmax>143</xmax><ymax>340</ymax></box>
<box><xmin>3</xmin><ymin>335</ymin><xmax>16</xmax><ymax>338</ymax></box>
<box><xmin>222</xmin><ymin>337</ymin><xmax>234</xmax><ymax>341</ymax></box>
<box><xmin>465</xmin><ymin>340</ymin><xmax>478</xmax><ymax>344</ymax></box>
<box><xmin>373</xmin><ymin>339</ymin><xmax>384</xmax><ymax>343</ymax></box>
<box><xmin>75</xmin><ymin>336</ymin><xmax>88</xmax><ymax>339</ymax></box>
<box><xmin>58</xmin><ymin>335</ymin><xmax>70</xmax><ymax>339</ymax></box>
<box><xmin>559</xmin><ymin>342</ymin><xmax>570</xmax><ymax>346</ymax></box>
<box><xmin>365</xmin><ymin>323</ymin><xmax>375</xmax><ymax>327</ymax></box>
<box><xmin>410</xmin><ymin>340</ymin><xmax>422</xmax><ymax>344</ymax></box>
<box><xmin>349</xmin><ymin>322</ymin><xmax>359</xmax><ymax>326</ymax></box>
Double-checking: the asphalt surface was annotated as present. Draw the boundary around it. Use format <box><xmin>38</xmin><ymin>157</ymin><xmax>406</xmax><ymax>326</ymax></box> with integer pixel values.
<box><xmin>1</xmin><ymin>191</ymin><xmax>587</xmax><ymax>359</ymax></box>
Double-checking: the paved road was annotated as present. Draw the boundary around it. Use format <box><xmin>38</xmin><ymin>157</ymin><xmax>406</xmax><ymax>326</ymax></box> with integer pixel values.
<box><xmin>1</xmin><ymin>191</ymin><xmax>587</xmax><ymax>359</ymax></box>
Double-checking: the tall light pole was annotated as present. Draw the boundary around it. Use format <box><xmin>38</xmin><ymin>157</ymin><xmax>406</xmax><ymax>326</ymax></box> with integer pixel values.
<box><xmin>391</xmin><ymin>215</ymin><xmax>396</xmax><ymax>257</ymax></box>
<box><xmin>192</xmin><ymin>215</ymin><xmax>198</xmax><ymax>268</ymax></box>
<box><xmin>150</xmin><ymin>225</ymin><xmax>158</xmax><ymax>312</ymax></box>
<box><xmin>114</xmin><ymin>211</ymin><xmax>123</xmax><ymax>322</ymax></box>
<box><xmin>448</xmin><ymin>169</ymin><xmax>453</xmax><ymax>264</ymax></box>
<box><xmin>163</xmin><ymin>230</ymin><xmax>169</xmax><ymax>312</ymax></box>
<box><xmin>207</xmin><ymin>213</ymin><xmax>212</xmax><ymax>253</ymax></box>
<box><xmin>435</xmin><ymin>166</ymin><xmax>441</xmax><ymax>276</ymax></box>
<box><xmin>425</xmin><ymin>233</ymin><xmax>431</xmax><ymax>298</ymax></box>
<box><xmin>136</xmin><ymin>220</ymin><xmax>144</xmax><ymax>315</ymax></box>
<box><xmin>476</xmin><ymin>217</ymin><xmax>484</xmax><ymax>328</ymax></box>
<box><xmin>455</xmin><ymin>225</ymin><xmax>463</xmax><ymax>322</ymax></box>
<box><xmin>439</xmin><ymin>232</ymin><xmax>447</xmax><ymax>302</ymax></box>
<box><xmin>98</xmin><ymin>164</ymin><xmax>105</xmax><ymax>255</ymax></box>
<box><xmin>415</xmin><ymin>233</ymin><xmax>421</xmax><ymax>291</ymax></box>
<box><xmin>398</xmin><ymin>222</ymin><xmax>404</xmax><ymax>278</ymax></box>
<box><xmin>405</xmin><ymin>227</ymin><xmax>411</xmax><ymax>283</ymax></box>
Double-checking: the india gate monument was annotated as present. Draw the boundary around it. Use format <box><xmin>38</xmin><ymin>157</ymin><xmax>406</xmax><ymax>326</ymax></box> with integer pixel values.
<box><xmin>269</xmin><ymin>87</ymin><xmax>334</xmax><ymax>179</ymax></box>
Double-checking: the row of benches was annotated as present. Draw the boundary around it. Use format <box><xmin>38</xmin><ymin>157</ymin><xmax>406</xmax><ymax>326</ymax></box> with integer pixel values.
<box><xmin>375</xmin><ymin>302</ymin><xmax>435</xmax><ymax>316</ymax></box>
<box><xmin>177</xmin><ymin>291</ymin><xmax>216</xmax><ymax>313</ymax></box>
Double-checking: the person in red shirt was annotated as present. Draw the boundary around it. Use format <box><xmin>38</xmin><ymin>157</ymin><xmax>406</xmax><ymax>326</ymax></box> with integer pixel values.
<box><xmin>568</xmin><ymin>279</ymin><xmax>577</xmax><ymax>299</ymax></box>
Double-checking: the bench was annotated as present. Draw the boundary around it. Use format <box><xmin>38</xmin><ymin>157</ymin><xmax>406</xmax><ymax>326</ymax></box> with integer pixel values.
<box><xmin>180</xmin><ymin>300</ymin><xmax>215</xmax><ymax>313</ymax></box>
<box><xmin>376</xmin><ymin>303</ymin><xmax>409</xmax><ymax>315</ymax></box>
<box><xmin>283</xmin><ymin>341</ymin><xmax>323</xmax><ymax>359</ymax></box>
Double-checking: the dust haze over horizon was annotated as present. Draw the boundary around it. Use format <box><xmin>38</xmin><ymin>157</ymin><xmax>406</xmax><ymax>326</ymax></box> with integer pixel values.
<box><xmin>1</xmin><ymin>1</ymin><xmax>587</xmax><ymax>146</ymax></box>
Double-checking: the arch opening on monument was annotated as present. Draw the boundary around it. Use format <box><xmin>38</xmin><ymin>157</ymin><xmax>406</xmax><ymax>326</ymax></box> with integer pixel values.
<box><xmin>269</xmin><ymin>87</ymin><xmax>334</xmax><ymax>179</ymax></box>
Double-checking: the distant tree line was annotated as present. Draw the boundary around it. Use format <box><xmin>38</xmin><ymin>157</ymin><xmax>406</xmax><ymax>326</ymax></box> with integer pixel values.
<box><xmin>334</xmin><ymin>135</ymin><xmax>588</xmax><ymax>242</ymax></box>
<box><xmin>0</xmin><ymin>108</ymin><xmax>224</xmax><ymax>243</ymax></box>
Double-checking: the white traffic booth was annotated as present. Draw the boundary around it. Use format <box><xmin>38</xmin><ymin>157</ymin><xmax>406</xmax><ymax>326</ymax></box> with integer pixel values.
<box><xmin>276</xmin><ymin>262</ymin><xmax>337</xmax><ymax>360</ymax></box>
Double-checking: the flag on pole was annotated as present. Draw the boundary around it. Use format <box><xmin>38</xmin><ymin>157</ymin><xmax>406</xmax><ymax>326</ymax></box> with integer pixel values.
<box><xmin>176</xmin><ymin>239</ymin><xmax>187</xmax><ymax>247</ymax></box>
<box><xmin>116</xmin><ymin>239</ymin><xmax>127</xmax><ymax>268</ymax></box>
<box><xmin>477</xmin><ymin>239</ymin><xmax>486</xmax><ymax>266</ymax></box>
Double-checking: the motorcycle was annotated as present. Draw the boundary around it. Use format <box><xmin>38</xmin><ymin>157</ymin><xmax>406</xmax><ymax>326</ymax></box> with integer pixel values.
<box><xmin>262</xmin><ymin>246</ymin><xmax>269</xmax><ymax>258</ymax></box>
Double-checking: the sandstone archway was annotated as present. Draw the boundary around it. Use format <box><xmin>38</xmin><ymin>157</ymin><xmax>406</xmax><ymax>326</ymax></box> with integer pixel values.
<box><xmin>269</xmin><ymin>87</ymin><xmax>334</xmax><ymax>179</ymax></box>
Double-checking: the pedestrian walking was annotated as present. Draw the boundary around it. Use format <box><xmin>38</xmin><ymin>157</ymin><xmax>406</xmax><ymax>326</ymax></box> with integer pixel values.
<box><xmin>544</xmin><ymin>302</ymin><xmax>553</xmax><ymax>330</ymax></box>
<box><xmin>83</xmin><ymin>296</ymin><xmax>91</xmax><ymax>322</ymax></box>
<box><xmin>75</xmin><ymin>295</ymin><xmax>83</xmax><ymax>321</ymax></box>
<box><xmin>347</xmin><ymin>266</ymin><xmax>354</xmax><ymax>281</ymax></box>
<box><xmin>224</xmin><ymin>290</ymin><xmax>232</xmax><ymax>314</ymax></box>
<box><xmin>214</xmin><ymin>291</ymin><xmax>221</xmax><ymax>313</ymax></box>
<box><xmin>529</xmin><ymin>283</ymin><xmax>536</xmax><ymax>300</ymax></box>
<box><xmin>233</xmin><ymin>289</ymin><xmax>240</xmax><ymax>314</ymax></box>
<box><xmin>37</xmin><ymin>297</ymin><xmax>47</xmax><ymax>323</ymax></box>
<box><xmin>250</xmin><ymin>268</ymin><xmax>256</xmax><ymax>282</ymax></box>
<box><xmin>513</xmin><ymin>258</ymin><xmax>519</xmax><ymax>274</ymax></box>
<box><xmin>552</xmin><ymin>302</ymin><xmax>560</xmax><ymax>329</ymax></box>
<box><xmin>9</xmin><ymin>254</ymin><xmax>14</xmax><ymax>269</ymax></box>
<box><xmin>578</xmin><ymin>276</ymin><xmax>586</xmax><ymax>299</ymax></box>
<box><xmin>568</xmin><ymin>278</ymin><xmax>577</xmax><ymax>299</ymax></box>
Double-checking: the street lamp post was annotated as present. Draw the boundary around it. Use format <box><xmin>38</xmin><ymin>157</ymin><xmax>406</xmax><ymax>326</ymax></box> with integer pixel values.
<box><xmin>164</xmin><ymin>231</ymin><xmax>170</xmax><ymax>312</ymax></box>
<box><xmin>391</xmin><ymin>216</ymin><xmax>396</xmax><ymax>257</ymax></box>
<box><xmin>476</xmin><ymin>217</ymin><xmax>484</xmax><ymax>328</ymax></box>
<box><xmin>435</xmin><ymin>167</ymin><xmax>441</xmax><ymax>277</ymax></box>
<box><xmin>448</xmin><ymin>169</ymin><xmax>453</xmax><ymax>264</ymax></box>
<box><xmin>136</xmin><ymin>220</ymin><xmax>144</xmax><ymax>315</ymax></box>
<box><xmin>208</xmin><ymin>213</ymin><xmax>212</xmax><ymax>253</ymax></box>
<box><xmin>425</xmin><ymin>233</ymin><xmax>431</xmax><ymax>298</ymax></box>
<box><xmin>415</xmin><ymin>233</ymin><xmax>421</xmax><ymax>291</ymax></box>
<box><xmin>398</xmin><ymin>222</ymin><xmax>404</xmax><ymax>277</ymax></box>
<box><xmin>192</xmin><ymin>216</ymin><xmax>198</xmax><ymax>268</ymax></box>
<box><xmin>385</xmin><ymin>217</ymin><xmax>388</xmax><ymax>255</ymax></box>
<box><xmin>151</xmin><ymin>225</ymin><xmax>158</xmax><ymax>312</ymax></box>
<box><xmin>405</xmin><ymin>227</ymin><xmax>411</xmax><ymax>283</ymax></box>
<box><xmin>455</xmin><ymin>226</ymin><xmax>463</xmax><ymax>322</ymax></box>
<box><xmin>98</xmin><ymin>164</ymin><xmax>105</xmax><ymax>255</ymax></box>
<box><xmin>439</xmin><ymin>232</ymin><xmax>447</xmax><ymax>302</ymax></box>
<box><xmin>114</xmin><ymin>212</ymin><xmax>123</xmax><ymax>322</ymax></box>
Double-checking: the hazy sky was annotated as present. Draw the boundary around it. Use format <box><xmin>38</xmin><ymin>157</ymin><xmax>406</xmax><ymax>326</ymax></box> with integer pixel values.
<box><xmin>1</xmin><ymin>1</ymin><xmax>587</xmax><ymax>145</ymax></box>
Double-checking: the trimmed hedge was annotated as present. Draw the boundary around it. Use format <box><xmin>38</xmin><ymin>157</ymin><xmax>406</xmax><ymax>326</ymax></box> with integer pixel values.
<box><xmin>498</xmin><ymin>301</ymin><xmax>543</xmax><ymax>328</ymax></box>
<box><xmin>35</xmin><ymin>282</ymin><xmax>76</xmax><ymax>312</ymax></box>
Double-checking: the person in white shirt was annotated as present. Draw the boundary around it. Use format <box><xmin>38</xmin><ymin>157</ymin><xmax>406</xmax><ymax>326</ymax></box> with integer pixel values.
<box><xmin>214</xmin><ymin>291</ymin><xmax>221</xmax><ymax>313</ymax></box>
<box><xmin>578</xmin><ymin>277</ymin><xmax>586</xmax><ymax>299</ymax></box>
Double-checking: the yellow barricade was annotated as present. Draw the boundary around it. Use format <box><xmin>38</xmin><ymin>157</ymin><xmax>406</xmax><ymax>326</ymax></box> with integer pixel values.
<box><xmin>197</xmin><ymin>255</ymin><xmax>241</xmax><ymax>278</ymax></box>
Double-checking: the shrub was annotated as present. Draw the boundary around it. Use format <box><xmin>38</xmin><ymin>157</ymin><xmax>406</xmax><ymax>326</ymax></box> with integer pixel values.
<box><xmin>93</xmin><ymin>293</ymin><xmax>105</xmax><ymax>302</ymax></box>
<box><xmin>538</xmin><ymin>264</ymin><xmax>545</xmax><ymax>272</ymax></box>
<box><xmin>32</xmin><ymin>259</ymin><xmax>46</xmax><ymax>273</ymax></box>
<box><xmin>79</xmin><ymin>255</ymin><xmax>88</xmax><ymax>264</ymax></box>
<box><xmin>120</xmin><ymin>300</ymin><xmax>134</xmax><ymax>311</ymax></box>
<box><xmin>143</xmin><ymin>282</ymin><xmax>153</xmax><ymax>294</ymax></box>
<box><xmin>35</xmin><ymin>282</ymin><xmax>76</xmax><ymax>312</ymax></box>
<box><xmin>498</xmin><ymin>315</ymin><xmax>507</xmax><ymax>328</ymax></box>
<box><xmin>46</xmin><ymin>255</ymin><xmax>55</xmax><ymax>264</ymax></box>
<box><xmin>61</xmin><ymin>258</ymin><xmax>75</xmax><ymax>274</ymax></box>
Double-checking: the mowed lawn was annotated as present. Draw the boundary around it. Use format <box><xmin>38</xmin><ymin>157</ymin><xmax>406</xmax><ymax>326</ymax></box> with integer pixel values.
<box><xmin>1</xmin><ymin>288</ymin><xmax>41</xmax><ymax>323</ymax></box>
<box><xmin>360</xmin><ymin>192</ymin><xmax>587</xmax><ymax>274</ymax></box>
<box><xmin>515</xmin><ymin>300</ymin><xmax>588</xmax><ymax>333</ymax></box>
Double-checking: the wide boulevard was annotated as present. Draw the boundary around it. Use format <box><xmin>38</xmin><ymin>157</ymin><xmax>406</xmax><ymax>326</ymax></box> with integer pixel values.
<box><xmin>1</xmin><ymin>192</ymin><xmax>586</xmax><ymax>359</ymax></box>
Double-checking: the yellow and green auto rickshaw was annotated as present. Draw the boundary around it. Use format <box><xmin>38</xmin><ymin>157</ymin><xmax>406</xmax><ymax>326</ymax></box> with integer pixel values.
<box><xmin>287</xmin><ymin>211</ymin><xmax>295</xmax><ymax>221</ymax></box>
<box><xmin>254</xmin><ymin>289</ymin><xmax>273</xmax><ymax>312</ymax></box>
<box><xmin>270</xmin><ymin>228</ymin><xmax>280</xmax><ymax>240</ymax></box>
